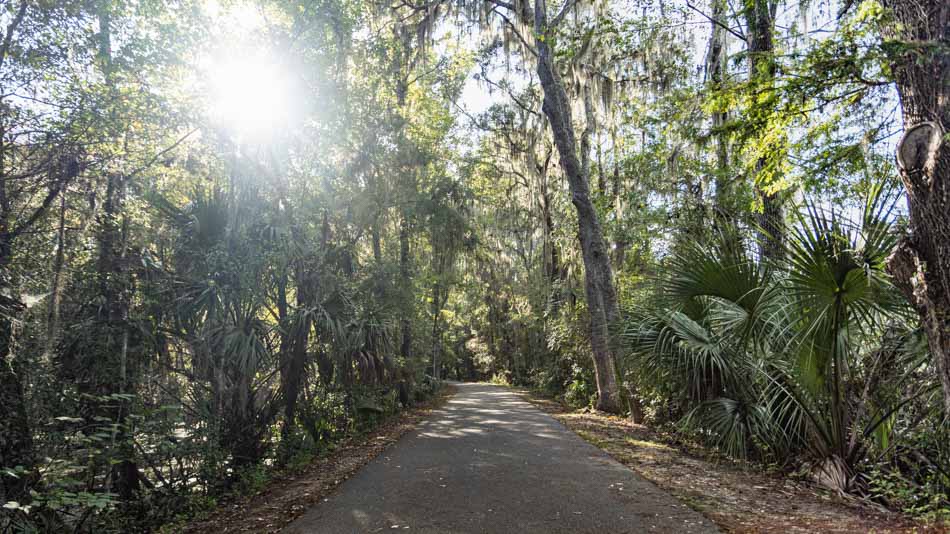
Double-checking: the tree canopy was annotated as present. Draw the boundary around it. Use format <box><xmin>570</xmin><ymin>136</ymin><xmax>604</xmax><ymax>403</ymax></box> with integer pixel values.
<box><xmin>0</xmin><ymin>0</ymin><xmax>947</xmax><ymax>530</ymax></box>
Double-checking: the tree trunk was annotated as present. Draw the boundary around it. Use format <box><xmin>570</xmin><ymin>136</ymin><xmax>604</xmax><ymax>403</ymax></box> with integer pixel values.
<box><xmin>0</xmin><ymin>3</ymin><xmax>35</xmax><ymax>504</ymax></box>
<box><xmin>882</xmin><ymin>0</ymin><xmax>950</xmax><ymax>415</ymax></box>
<box><xmin>94</xmin><ymin>3</ymin><xmax>139</xmax><ymax>499</ymax></box>
<box><xmin>281</xmin><ymin>274</ymin><xmax>310</xmax><ymax>435</ymax></box>
<box><xmin>392</xmin><ymin>26</ymin><xmax>416</xmax><ymax>365</ymax></box>
<box><xmin>430</xmin><ymin>281</ymin><xmax>441</xmax><ymax>379</ymax></box>
<box><xmin>534</xmin><ymin>0</ymin><xmax>622</xmax><ymax>413</ymax></box>
<box><xmin>745</xmin><ymin>0</ymin><xmax>784</xmax><ymax>261</ymax></box>
<box><xmin>399</xmin><ymin>211</ymin><xmax>412</xmax><ymax>360</ymax></box>
<box><xmin>610</xmin><ymin>129</ymin><xmax>628</xmax><ymax>270</ymax></box>
<box><xmin>44</xmin><ymin>194</ymin><xmax>67</xmax><ymax>360</ymax></box>
<box><xmin>277</xmin><ymin>265</ymin><xmax>311</xmax><ymax>440</ymax></box>
<box><xmin>278</xmin><ymin>194</ymin><xmax>314</xmax><ymax>440</ymax></box>
<box><xmin>707</xmin><ymin>0</ymin><xmax>731</xmax><ymax>219</ymax></box>
<box><xmin>95</xmin><ymin>171</ymin><xmax>140</xmax><ymax>500</ymax></box>
<box><xmin>0</xmin><ymin>289</ymin><xmax>33</xmax><ymax>503</ymax></box>
<box><xmin>371</xmin><ymin>218</ymin><xmax>382</xmax><ymax>263</ymax></box>
<box><xmin>540</xmin><ymin>173</ymin><xmax>564</xmax><ymax>314</ymax></box>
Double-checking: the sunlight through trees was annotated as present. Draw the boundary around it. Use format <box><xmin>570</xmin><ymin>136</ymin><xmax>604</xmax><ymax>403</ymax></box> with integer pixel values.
<box><xmin>0</xmin><ymin>0</ymin><xmax>947</xmax><ymax>530</ymax></box>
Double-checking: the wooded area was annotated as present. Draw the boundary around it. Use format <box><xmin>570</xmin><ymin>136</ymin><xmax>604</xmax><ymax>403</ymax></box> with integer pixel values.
<box><xmin>0</xmin><ymin>0</ymin><xmax>947</xmax><ymax>531</ymax></box>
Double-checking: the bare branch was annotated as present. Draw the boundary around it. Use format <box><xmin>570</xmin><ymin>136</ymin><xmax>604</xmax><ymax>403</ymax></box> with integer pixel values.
<box><xmin>127</xmin><ymin>128</ymin><xmax>198</xmax><ymax>180</ymax></box>
<box><xmin>9</xmin><ymin>173</ymin><xmax>67</xmax><ymax>243</ymax></box>
<box><xmin>480</xmin><ymin>74</ymin><xmax>542</xmax><ymax>117</ymax></box>
<box><xmin>486</xmin><ymin>0</ymin><xmax>516</xmax><ymax>11</ymax></box>
<box><xmin>687</xmin><ymin>0</ymin><xmax>746</xmax><ymax>42</ymax></box>
<box><xmin>551</xmin><ymin>0</ymin><xmax>576</xmax><ymax>28</ymax></box>
<box><xmin>490</xmin><ymin>7</ymin><xmax>539</xmax><ymax>57</ymax></box>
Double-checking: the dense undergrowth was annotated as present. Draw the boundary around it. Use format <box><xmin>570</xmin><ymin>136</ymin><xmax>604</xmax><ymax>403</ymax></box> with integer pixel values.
<box><xmin>2</xmin><ymin>379</ymin><xmax>442</xmax><ymax>533</ymax></box>
<box><xmin>3</xmin><ymin>0</ymin><xmax>950</xmax><ymax>531</ymax></box>
<box><xmin>494</xmin><ymin>187</ymin><xmax>949</xmax><ymax>523</ymax></box>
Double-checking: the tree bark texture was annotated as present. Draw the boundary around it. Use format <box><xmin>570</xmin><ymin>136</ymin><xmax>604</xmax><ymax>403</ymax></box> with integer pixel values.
<box><xmin>882</xmin><ymin>0</ymin><xmax>950</xmax><ymax>414</ymax></box>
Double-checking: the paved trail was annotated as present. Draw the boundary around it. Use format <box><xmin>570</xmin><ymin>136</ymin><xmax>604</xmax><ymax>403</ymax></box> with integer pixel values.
<box><xmin>285</xmin><ymin>382</ymin><xmax>717</xmax><ymax>533</ymax></box>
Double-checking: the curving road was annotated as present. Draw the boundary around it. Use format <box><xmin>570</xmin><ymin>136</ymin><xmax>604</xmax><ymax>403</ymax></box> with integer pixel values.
<box><xmin>284</xmin><ymin>382</ymin><xmax>718</xmax><ymax>533</ymax></box>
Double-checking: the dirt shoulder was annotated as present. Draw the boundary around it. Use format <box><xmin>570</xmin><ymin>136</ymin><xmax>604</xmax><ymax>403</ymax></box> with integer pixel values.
<box><xmin>516</xmin><ymin>389</ymin><xmax>946</xmax><ymax>534</ymax></box>
<box><xmin>181</xmin><ymin>386</ymin><xmax>455</xmax><ymax>534</ymax></box>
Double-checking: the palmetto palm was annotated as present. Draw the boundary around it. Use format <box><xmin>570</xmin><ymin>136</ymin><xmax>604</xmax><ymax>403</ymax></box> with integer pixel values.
<box><xmin>624</xmin><ymin>184</ymin><xmax>930</xmax><ymax>491</ymax></box>
<box><xmin>152</xmin><ymin>186</ymin><xmax>284</xmax><ymax>468</ymax></box>
<box><xmin>624</xmin><ymin>227</ymin><xmax>781</xmax><ymax>459</ymax></box>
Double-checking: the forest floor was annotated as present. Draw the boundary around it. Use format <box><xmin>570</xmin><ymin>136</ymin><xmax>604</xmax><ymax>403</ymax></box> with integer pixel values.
<box><xmin>516</xmin><ymin>389</ymin><xmax>947</xmax><ymax>533</ymax></box>
<box><xmin>180</xmin><ymin>386</ymin><xmax>455</xmax><ymax>534</ymax></box>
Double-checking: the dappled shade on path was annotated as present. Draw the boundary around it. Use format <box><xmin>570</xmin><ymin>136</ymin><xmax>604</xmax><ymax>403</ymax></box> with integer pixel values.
<box><xmin>284</xmin><ymin>383</ymin><xmax>717</xmax><ymax>533</ymax></box>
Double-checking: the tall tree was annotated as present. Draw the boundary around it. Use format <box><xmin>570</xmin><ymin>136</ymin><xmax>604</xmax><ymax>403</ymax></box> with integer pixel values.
<box><xmin>882</xmin><ymin>0</ymin><xmax>950</xmax><ymax>414</ymax></box>
<box><xmin>706</xmin><ymin>0</ymin><xmax>731</xmax><ymax>217</ymax></box>
<box><xmin>0</xmin><ymin>1</ymin><xmax>83</xmax><ymax>502</ymax></box>
<box><xmin>533</xmin><ymin>0</ymin><xmax>623</xmax><ymax>412</ymax></box>
<box><xmin>744</xmin><ymin>0</ymin><xmax>785</xmax><ymax>261</ymax></box>
<box><xmin>399</xmin><ymin>0</ymin><xmax>632</xmax><ymax>412</ymax></box>
<box><xmin>87</xmin><ymin>0</ymin><xmax>141</xmax><ymax>499</ymax></box>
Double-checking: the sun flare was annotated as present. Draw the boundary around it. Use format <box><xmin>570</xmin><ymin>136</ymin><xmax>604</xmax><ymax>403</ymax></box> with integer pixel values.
<box><xmin>207</xmin><ymin>54</ymin><xmax>293</xmax><ymax>139</ymax></box>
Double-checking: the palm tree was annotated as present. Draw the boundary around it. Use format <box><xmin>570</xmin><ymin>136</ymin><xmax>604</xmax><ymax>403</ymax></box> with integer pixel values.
<box><xmin>623</xmin><ymin>183</ymin><xmax>939</xmax><ymax>492</ymax></box>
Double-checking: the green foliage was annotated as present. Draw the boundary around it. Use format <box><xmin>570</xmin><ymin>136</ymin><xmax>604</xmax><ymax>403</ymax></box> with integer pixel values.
<box><xmin>489</xmin><ymin>374</ymin><xmax>512</xmax><ymax>386</ymax></box>
<box><xmin>623</xmin><ymin>186</ymin><xmax>942</xmax><ymax>495</ymax></box>
<box><xmin>2</xmin><ymin>0</ymin><xmax>948</xmax><ymax>528</ymax></box>
<box><xmin>563</xmin><ymin>364</ymin><xmax>598</xmax><ymax>409</ymax></box>
<box><xmin>869</xmin><ymin>468</ymin><xmax>950</xmax><ymax>522</ymax></box>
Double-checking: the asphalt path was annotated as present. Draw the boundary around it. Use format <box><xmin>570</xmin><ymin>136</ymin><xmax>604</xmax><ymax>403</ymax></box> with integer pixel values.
<box><xmin>285</xmin><ymin>382</ymin><xmax>718</xmax><ymax>533</ymax></box>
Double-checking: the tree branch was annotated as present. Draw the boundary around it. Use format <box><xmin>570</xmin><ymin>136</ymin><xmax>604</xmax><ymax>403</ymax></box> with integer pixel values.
<box><xmin>9</xmin><ymin>173</ymin><xmax>66</xmax><ymax>242</ymax></box>
<box><xmin>127</xmin><ymin>128</ymin><xmax>198</xmax><ymax>180</ymax></box>
<box><xmin>551</xmin><ymin>0</ymin><xmax>576</xmax><ymax>28</ymax></box>
<box><xmin>0</xmin><ymin>2</ymin><xmax>28</xmax><ymax>73</ymax></box>
<box><xmin>687</xmin><ymin>0</ymin><xmax>746</xmax><ymax>42</ymax></box>
<box><xmin>490</xmin><ymin>7</ymin><xmax>539</xmax><ymax>57</ymax></box>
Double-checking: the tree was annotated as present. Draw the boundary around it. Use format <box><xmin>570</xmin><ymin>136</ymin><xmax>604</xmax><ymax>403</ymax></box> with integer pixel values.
<box><xmin>705</xmin><ymin>0</ymin><xmax>731</xmax><ymax>219</ymax></box>
<box><xmin>396</xmin><ymin>0</ymin><xmax>632</xmax><ymax>412</ymax></box>
<box><xmin>532</xmin><ymin>0</ymin><xmax>624</xmax><ymax>412</ymax></box>
<box><xmin>0</xmin><ymin>1</ymin><xmax>87</xmax><ymax>503</ymax></box>
<box><xmin>743</xmin><ymin>0</ymin><xmax>786</xmax><ymax>261</ymax></box>
<box><xmin>881</xmin><ymin>0</ymin><xmax>950</xmax><ymax>415</ymax></box>
<box><xmin>423</xmin><ymin>177</ymin><xmax>473</xmax><ymax>379</ymax></box>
